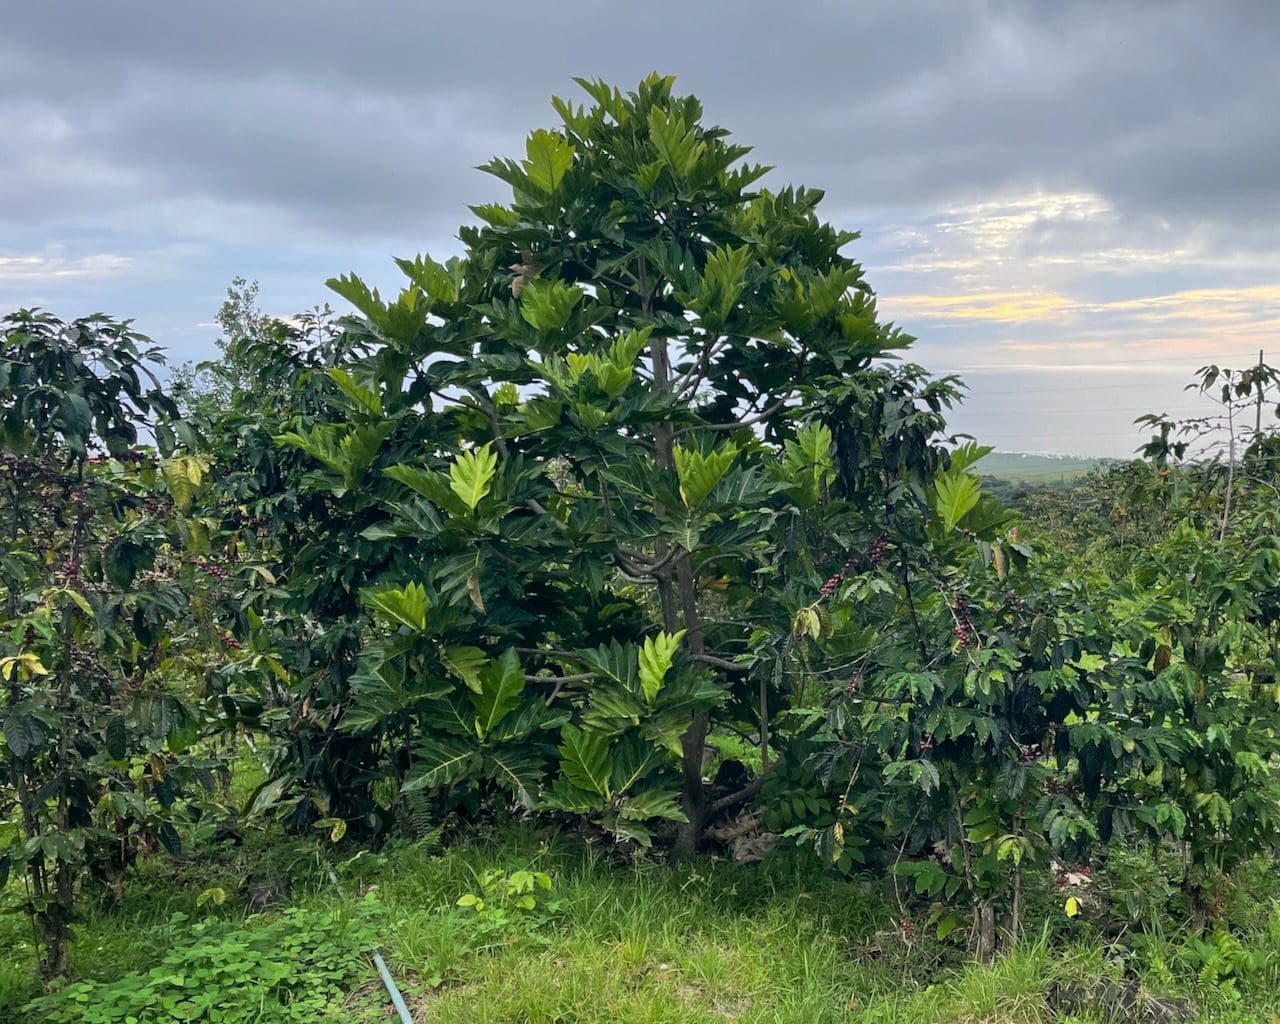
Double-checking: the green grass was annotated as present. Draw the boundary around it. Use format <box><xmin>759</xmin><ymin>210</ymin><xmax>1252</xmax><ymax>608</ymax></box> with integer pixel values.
<box><xmin>5</xmin><ymin>827</ymin><xmax>1280</xmax><ymax>1022</ymax></box>
<box><xmin>975</xmin><ymin>451</ymin><xmax>1111</xmax><ymax>484</ymax></box>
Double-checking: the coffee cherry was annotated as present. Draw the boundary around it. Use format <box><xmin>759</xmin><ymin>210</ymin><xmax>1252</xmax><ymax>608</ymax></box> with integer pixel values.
<box><xmin>869</xmin><ymin>534</ymin><xmax>888</xmax><ymax>565</ymax></box>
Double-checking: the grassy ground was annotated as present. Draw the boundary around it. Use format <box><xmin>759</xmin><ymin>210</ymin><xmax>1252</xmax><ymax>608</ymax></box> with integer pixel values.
<box><xmin>974</xmin><ymin>452</ymin><xmax>1110</xmax><ymax>484</ymax></box>
<box><xmin>4</xmin><ymin>823</ymin><xmax>1279</xmax><ymax>1023</ymax></box>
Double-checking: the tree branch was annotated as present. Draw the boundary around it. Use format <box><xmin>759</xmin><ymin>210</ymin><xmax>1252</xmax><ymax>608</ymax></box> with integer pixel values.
<box><xmin>708</xmin><ymin>773</ymin><xmax>768</xmax><ymax>816</ymax></box>
<box><xmin>673</xmin><ymin>336</ymin><xmax>729</xmax><ymax>397</ymax></box>
<box><xmin>901</xmin><ymin>550</ymin><xmax>929</xmax><ymax>662</ymax></box>
<box><xmin>692</xmin><ymin>653</ymin><xmax>750</xmax><ymax>674</ymax></box>
<box><xmin>523</xmin><ymin>672</ymin><xmax>596</xmax><ymax>685</ymax></box>
<box><xmin>675</xmin><ymin>394</ymin><xmax>791</xmax><ymax>437</ymax></box>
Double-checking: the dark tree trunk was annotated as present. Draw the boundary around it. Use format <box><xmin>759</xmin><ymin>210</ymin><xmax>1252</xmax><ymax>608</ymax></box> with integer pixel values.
<box><xmin>974</xmin><ymin>901</ymin><xmax>996</xmax><ymax>961</ymax></box>
<box><xmin>648</xmin><ymin>323</ymin><xmax>712</xmax><ymax>859</ymax></box>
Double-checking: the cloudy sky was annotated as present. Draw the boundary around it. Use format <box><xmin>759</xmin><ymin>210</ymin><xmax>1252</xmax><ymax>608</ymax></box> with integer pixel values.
<box><xmin>3</xmin><ymin>1</ymin><xmax>1277</xmax><ymax>456</ymax></box>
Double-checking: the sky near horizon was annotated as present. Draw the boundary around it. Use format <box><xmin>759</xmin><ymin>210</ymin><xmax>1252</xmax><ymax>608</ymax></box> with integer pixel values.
<box><xmin>3</xmin><ymin>2</ymin><xmax>1277</xmax><ymax>457</ymax></box>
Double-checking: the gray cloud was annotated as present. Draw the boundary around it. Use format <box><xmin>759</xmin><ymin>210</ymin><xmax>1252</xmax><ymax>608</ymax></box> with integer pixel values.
<box><xmin>5</xmin><ymin>1</ymin><xmax>1277</xmax><ymax>239</ymax></box>
<box><xmin>3</xmin><ymin>0</ymin><xmax>1278</xmax><ymax>456</ymax></box>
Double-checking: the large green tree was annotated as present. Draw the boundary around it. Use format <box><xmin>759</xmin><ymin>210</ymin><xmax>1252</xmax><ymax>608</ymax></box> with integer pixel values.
<box><xmin>211</xmin><ymin>74</ymin><xmax>959</xmax><ymax>854</ymax></box>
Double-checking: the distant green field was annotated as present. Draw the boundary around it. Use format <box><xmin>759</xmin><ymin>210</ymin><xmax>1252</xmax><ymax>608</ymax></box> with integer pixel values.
<box><xmin>975</xmin><ymin>451</ymin><xmax>1112</xmax><ymax>484</ymax></box>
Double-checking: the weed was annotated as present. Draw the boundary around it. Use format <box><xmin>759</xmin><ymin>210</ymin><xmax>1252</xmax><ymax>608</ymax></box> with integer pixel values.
<box><xmin>22</xmin><ymin>898</ymin><xmax>381</xmax><ymax>1023</ymax></box>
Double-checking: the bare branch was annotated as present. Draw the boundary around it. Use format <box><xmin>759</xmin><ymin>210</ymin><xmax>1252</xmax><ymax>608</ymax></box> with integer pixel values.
<box><xmin>675</xmin><ymin>394</ymin><xmax>791</xmax><ymax>437</ymax></box>
<box><xmin>523</xmin><ymin>672</ymin><xmax>596</xmax><ymax>685</ymax></box>
<box><xmin>692</xmin><ymin>653</ymin><xmax>750</xmax><ymax>674</ymax></box>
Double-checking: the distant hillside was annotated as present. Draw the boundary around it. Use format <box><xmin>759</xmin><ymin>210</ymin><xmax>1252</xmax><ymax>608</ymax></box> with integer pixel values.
<box><xmin>975</xmin><ymin>451</ymin><xmax>1113</xmax><ymax>485</ymax></box>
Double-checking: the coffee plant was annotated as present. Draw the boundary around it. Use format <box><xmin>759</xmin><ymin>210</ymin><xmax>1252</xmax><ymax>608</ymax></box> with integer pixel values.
<box><xmin>0</xmin><ymin>311</ymin><xmax>245</xmax><ymax>977</ymax></box>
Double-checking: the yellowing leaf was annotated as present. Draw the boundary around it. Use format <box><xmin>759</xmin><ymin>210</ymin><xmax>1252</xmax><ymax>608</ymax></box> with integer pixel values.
<box><xmin>466</xmin><ymin>575</ymin><xmax>486</xmax><ymax>613</ymax></box>
<box><xmin>1064</xmin><ymin>896</ymin><xmax>1080</xmax><ymax>918</ymax></box>
<box><xmin>792</xmin><ymin>605</ymin><xmax>825</xmax><ymax>641</ymax></box>
<box><xmin>251</xmin><ymin>565</ymin><xmax>277</xmax><ymax>586</ymax></box>
<box><xmin>0</xmin><ymin>653</ymin><xmax>48</xmax><ymax>681</ymax></box>
<box><xmin>313</xmin><ymin>817</ymin><xmax>347</xmax><ymax>843</ymax></box>
<box><xmin>162</xmin><ymin>455</ymin><xmax>207</xmax><ymax>511</ymax></box>
<box><xmin>45</xmin><ymin>587</ymin><xmax>94</xmax><ymax>618</ymax></box>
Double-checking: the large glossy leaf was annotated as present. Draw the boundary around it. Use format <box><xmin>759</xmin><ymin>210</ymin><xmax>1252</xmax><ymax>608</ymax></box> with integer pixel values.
<box><xmin>487</xmin><ymin>747</ymin><xmax>546</xmax><ymax>807</ymax></box>
<box><xmin>541</xmin><ymin>778</ymin><xmax>599</xmax><ymax>813</ymax></box>
<box><xmin>421</xmin><ymin>695</ymin><xmax>477</xmax><ymax>737</ymax></box>
<box><xmin>395</xmin><ymin>253</ymin><xmax>465</xmax><ymax>304</ymax></box>
<box><xmin>340</xmin><ymin>423</ymin><xmax>395</xmax><ymax>483</ymax></box>
<box><xmin>647</xmin><ymin>105</ymin><xmax>705</xmax><ymax>178</ymax></box>
<box><xmin>328</xmin><ymin>367</ymin><xmax>383</xmax><ymax>416</ymax></box>
<box><xmin>520</xmin><ymin>278</ymin><xmax>583</xmax><ymax>331</ymax></box>
<box><xmin>493</xmin><ymin>701</ymin><xmax>571</xmax><ymax>742</ymax></box>
<box><xmin>364</xmin><ymin>582</ymin><xmax>428</xmax><ymax>631</ymax></box>
<box><xmin>935</xmin><ymin>471</ymin><xmax>982</xmax><ymax>532</ymax></box>
<box><xmin>639</xmin><ymin>630</ymin><xmax>684</xmax><ymax>703</ymax></box>
<box><xmin>558</xmin><ymin>725</ymin><xmax>612</xmax><ymax>798</ymax></box>
<box><xmin>610</xmin><ymin>733</ymin><xmax>665</xmax><ymax>794</ymax></box>
<box><xmin>327</xmin><ymin>272</ymin><xmax>387</xmax><ymax>323</ymax></box>
<box><xmin>654</xmin><ymin>671</ymin><xmax>728</xmax><ymax>714</ymax></box>
<box><xmin>440</xmin><ymin>644</ymin><xmax>486</xmax><ymax>693</ymax></box>
<box><xmin>581</xmin><ymin>682</ymin><xmax>647</xmax><ymax>733</ymax></box>
<box><xmin>522</xmin><ymin>129</ymin><xmax>575</xmax><ymax>194</ymax></box>
<box><xmin>384</xmin><ymin>465</ymin><xmax>471</xmax><ymax>519</ymax></box>
<box><xmin>781</xmin><ymin>423</ymin><xmax>835</xmax><ymax>505</ymax></box>
<box><xmin>469</xmin><ymin>649</ymin><xmax>525</xmax><ymax>739</ymax></box>
<box><xmin>606</xmin><ymin>816</ymin><xmax>656</xmax><ymax>846</ymax></box>
<box><xmin>576</xmin><ymin>640</ymin><xmax>639</xmax><ymax>689</ymax></box>
<box><xmin>2</xmin><ymin>712</ymin><xmax>46</xmax><ymax>759</ymax></box>
<box><xmin>674</xmin><ymin>444</ymin><xmax>738</xmax><ymax>509</ymax></box>
<box><xmin>691</xmin><ymin>245</ymin><xmax>750</xmax><ymax>327</ymax></box>
<box><xmin>618</xmin><ymin>786</ymin><xmax>686</xmax><ymax>822</ymax></box>
<box><xmin>104</xmin><ymin>715</ymin><xmax>127</xmax><ymax>760</ymax></box>
<box><xmin>403</xmin><ymin>736</ymin><xmax>477</xmax><ymax>793</ymax></box>
<box><xmin>449</xmin><ymin>443</ymin><xmax>498</xmax><ymax>511</ymax></box>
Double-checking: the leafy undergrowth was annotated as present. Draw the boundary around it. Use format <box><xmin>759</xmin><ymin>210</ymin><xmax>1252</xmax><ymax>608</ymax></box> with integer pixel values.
<box><xmin>22</xmin><ymin>902</ymin><xmax>381</xmax><ymax>1024</ymax></box>
<box><xmin>4</xmin><ymin>829</ymin><xmax>1279</xmax><ymax>1023</ymax></box>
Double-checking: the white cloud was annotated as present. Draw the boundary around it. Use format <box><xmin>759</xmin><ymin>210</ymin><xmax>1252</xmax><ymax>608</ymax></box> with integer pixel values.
<box><xmin>0</xmin><ymin>249</ymin><xmax>133</xmax><ymax>283</ymax></box>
